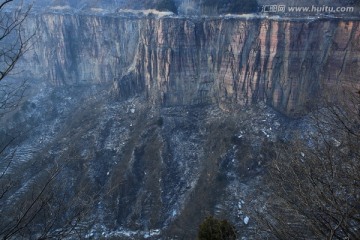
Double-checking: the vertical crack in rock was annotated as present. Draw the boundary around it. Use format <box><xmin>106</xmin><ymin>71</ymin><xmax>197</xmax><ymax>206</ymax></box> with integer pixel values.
<box><xmin>20</xmin><ymin>15</ymin><xmax>360</xmax><ymax>116</ymax></box>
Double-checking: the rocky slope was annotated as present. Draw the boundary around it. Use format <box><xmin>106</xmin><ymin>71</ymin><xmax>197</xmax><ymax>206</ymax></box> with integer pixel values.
<box><xmin>0</xmin><ymin>81</ymin><xmax>287</xmax><ymax>239</ymax></box>
<box><xmin>21</xmin><ymin>12</ymin><xmax>360</xmax><ymax>116</ymax></box>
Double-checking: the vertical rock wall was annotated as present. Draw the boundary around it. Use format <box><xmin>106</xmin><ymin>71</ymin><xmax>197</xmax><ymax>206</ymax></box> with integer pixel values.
<box><xmin>22</xmin><ymin>14</ymin><xmax>360</xmax><ymax>115</ymax></box>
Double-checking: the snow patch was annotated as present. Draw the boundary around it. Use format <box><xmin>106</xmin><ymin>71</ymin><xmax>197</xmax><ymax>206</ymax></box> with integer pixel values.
<box><xmin>243</xmin><ymin>216</ymin><xmax>250</xmax><ymax>225</ymax></box>
<box><xmin>144</xmin><ymin>229</ymin><xmax>161</xmax><ymax>239</ymax></box>
<box><xmin>86</xmin><ymin>226</ymin><xmax>161</xmax><ymax>239</ymax></box>
<box><xmin>50</xmin><ymin>5</ymin><xmax>71</xmax><ymax>10</ymax></box>
<box><xmin>238</xmin><ymin>200</ymin><xmax>245</xmax><ymax>210</ymax></box>
<box><xmin>117</xmin><ymin>9</ymin><xmax>175</xmax><ymax>17</ymax></box>
<box><xmin>331</xmin><ymin>137</ymin><xmax>341</xmax><ymax>147</ymax></box>
<box><xmin>261</xmin><ymin>128</ymin><xmax>271</xmax><ymax>138</ymax></box>
<box><xmin>90</xmin><ymin>8</ymin><xmax>107</xmax><ymax>13</ymax></box>
<box><xmin>224</xmin><ymin>13</ymin><xmax>258</xmax><ymax>19</ymax></box>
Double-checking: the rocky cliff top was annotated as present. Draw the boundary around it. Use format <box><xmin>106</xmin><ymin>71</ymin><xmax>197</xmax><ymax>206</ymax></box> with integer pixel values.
<box><xmin>10</xmin><ymin>0</ymin><xmax>360</xmax><ymax>18</ymax></box>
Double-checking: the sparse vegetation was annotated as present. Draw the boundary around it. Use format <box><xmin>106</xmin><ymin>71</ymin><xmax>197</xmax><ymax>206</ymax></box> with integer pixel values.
<box><xmin>0</xmin><ymin>1</ymin><xmax>94</xmax><ymax>239</ymax></box>
<box><xmin>254</xmin><ymin>86</ymin><xmax>360</xmax><ymax>239</ymax></box>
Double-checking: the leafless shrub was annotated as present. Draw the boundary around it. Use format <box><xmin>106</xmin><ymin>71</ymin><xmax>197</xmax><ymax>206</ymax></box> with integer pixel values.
<box><xmin>252</xmin><ymin>86</ymin><xmax>360</xmax><ymax>239</ymax></box>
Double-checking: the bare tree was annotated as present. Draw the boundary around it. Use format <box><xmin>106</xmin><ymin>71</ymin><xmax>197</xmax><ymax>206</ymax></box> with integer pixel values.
<box><xmin>253</xmin><ymin>86</ymin><xmax>360</xmax><ymax>239</ymax></box>
<box><xmin>0</xmin><ymin>0</ymin><xmax>32</xmax><ymax>82</ymax></box>
<box><xmin>0</xmin><ymin>156</ymin><xmax>100</xmax><ymax>239</ymax></box>
<box><xmin>0</xmin><ymin>0</ymin><xmax>33</xmax><ymax>116</ymax></box>
<box><xmin>0</xmin><ymin>1</ymin><xmax>97</xmax><ymax>239</ymax></box>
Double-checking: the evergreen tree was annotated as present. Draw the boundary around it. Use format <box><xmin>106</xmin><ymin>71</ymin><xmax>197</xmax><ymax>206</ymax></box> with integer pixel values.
<box><xmin>227</xmin><ymin>0</ymin><xmax>259</xmax><ymax>14</ymax></box>
<box><xmin>198</xmin><ymin>216</ymin><xmax>237</xmax><ymax>240</ymax></box>
<box><xmin>156</xmin><ymin>0</ymin><xmax>178</xmax><ymax>14</ymax></box>
<box><xmin>201</xmin><ymin>0</ymin><xmax>259</xmax><ymax>14</ymax></box>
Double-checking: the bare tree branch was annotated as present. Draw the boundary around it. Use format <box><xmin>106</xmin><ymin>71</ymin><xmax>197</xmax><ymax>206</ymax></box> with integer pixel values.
<box><xmin>251</xmin><ymin>85</ymin><xmax>360</xmax><ymax>239</ymax></box>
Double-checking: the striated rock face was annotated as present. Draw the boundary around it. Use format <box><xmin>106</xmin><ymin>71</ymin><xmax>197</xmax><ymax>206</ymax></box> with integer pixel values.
<box><xmin>22</xmin><ymin>14</ymin><xmax>360</xmax><ymax>115</ymax></box>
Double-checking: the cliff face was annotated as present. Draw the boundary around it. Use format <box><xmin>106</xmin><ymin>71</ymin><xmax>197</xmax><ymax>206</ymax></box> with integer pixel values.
<box><xmin>22</xmin><ymin>14</ymin><xmax>360</xmax><ymax>115</ymax></box>
<box><xmin>4</xmin><ymin>12</ymin><xmax>360</xmax><ymax>239</ymax></box>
